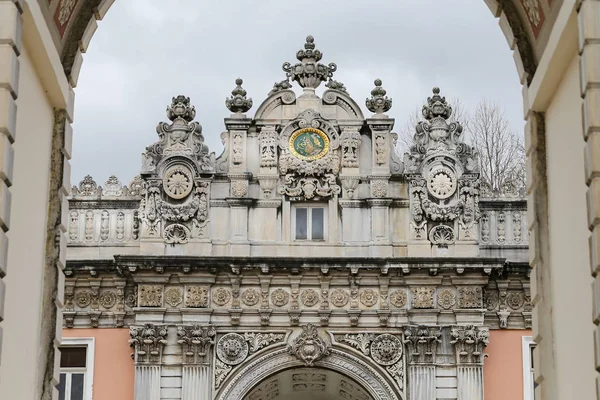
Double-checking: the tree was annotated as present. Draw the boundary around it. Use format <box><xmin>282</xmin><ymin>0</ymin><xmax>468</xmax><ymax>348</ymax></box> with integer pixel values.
<box><xmin>397</xmin><ymin>98</ymin><xmax>525</xmax><ymax>198</ymax></box>
<box><xmin>470</xmin><ymin>101</ymin><xmax>525</xmax><ymax>197</ymax></box>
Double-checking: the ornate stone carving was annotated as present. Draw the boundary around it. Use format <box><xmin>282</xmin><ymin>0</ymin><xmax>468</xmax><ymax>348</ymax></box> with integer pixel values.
<box><xmin>103</xmin><ymin>175</ymin><xmax>123</xmax><ymax>196</ymax></box>
<box><xmin>165</xmin><ymin>287</ymin><xmax>183</xmax><ymax>307</ymax></box>
<box><xmin>330</xmin><ymin>288</ymin><xmax>349</xmax><ymax>307</ymax></box>
<box><xmin>217</xmin><ymin>333</ymin><xmax>249</xmax><ymax>365</ymax></box>
<box><xmin>403</xmin><ymin>326</ymin><xmax>442</xmax><ymax>364</ymax></box>
<box><xmin>437</xmin><ymin>289</ymin><xmax>457</xmax><ymax>310</ymax></box>
<box><xmin>337</xmin><ymin>333</ymin><xmax>375</xmax><ymax>355</ymax></box>
<box><xmin>513</xmin><ymin>211</ymin><xmax>522</xmax><ymax>243</ymax></box>
<box><xmin>98</xmin><ymin>291</ymin><xmax>117</xmax><ymax>309</ymax></box>
<box><xmin>214</xmin><ymin>358</ymin><xmax>232</xmax><ymax>390</ymax></box>
<box><xmin>244</xmin><ymin>332</ymin><xmax>286</xmax><ymax>353</ymax></box>
<box><xmin>301</xmin><ymin>289</ymin><xmax>319</xmax><ymax>307</ymax></box>
<box><xmin>68</xmin><ymin>211</ymin><xmax>78</xmax><ymax>241</ymax></box>
<box><xmin>429</xmin><ymin>225</ymin><xmax>455</xmax><ymax>245</ymax></box>
<box><xmin>163</xmin><ymin>165</ymin><xmax>194</xmax><ymax>200</ymax></box>
<box><xmin>84</xmin><ymin>211</ymin><xmax>94</xmax><ymax>241</ymax></box>
<box><xmin>340</xmin><ymin>128</ymin><xmax>361</xmax><ymax>168</ymax></box>
<box><xmin>497</xmin><ymin>211</ymin><xmax>506</xmax><ymax>243</ymax></box>
<box><xmin>481</xmin><ymin>212</ymin><xmax>490</xmax><ymax>243</ymax></box>
<box><xmin>177</xmin><ymin>325</ymin><xmax>216</xmax><ymax>364</ymax></box>
<box><xmin>125</xmin><ymin>286</ymin><xmax>137</xmax><ymax>308</ymax></box>
<box><xmin>366</xmin><ymin>79</ymin><xmax>392</xmax><ymax>115</ymax></box>
<box><xmin>226</xmin><ymin>78</ymin><xmax>253</xmax><ymax>114</ymax></box>
<box><xmin>129</xmin><ymin>324</ymin><xmax>168</xmax><ymax>363</ymax></box>
<box><xmin>75</xmin><ymin>291</ymin><xmax>91</xmax><ymax>308</ymax></box>
<box><xmin>521</xmin><ymin>0</ymin><xmax>542</xmax><ymax>27</ymax></box>
<box><xmin>258</xmin><ymin>126</ymin><xmax>278</xmax><ymax>167</ymax></box>
<box><xmin>242</xmin><ymin>288</ymin><xmax>260</xmax><ymax>306</ymax></box>
<box><xmin>427</xmin><ymin>165</ymin><xmax>457</xmax><ymax>199</ymax></box>
<box><xmin>185</xmin><ymin>286</ymin><xmax>209</xmax><ymax>308</ymax></box>
<box><xmin>370</xmin><ymin>180</ymin><xmax>388</xmax><ymax>198</ymax></box>
<box><xmin>506</xmin><ymin>292</ymin><xmax>525</xmax><ymax>310</ymax></box>
<box><xmin>497</xmin><ymin>309</ymin><xmax>511</xmax><ymax>329</ymax></box>
<box><xmin>282</xmin><ymin>36</ymin><xmax>337</xmax><ymax>90</ymax></box>
<box><xmin>484</xmin><ymin>289</ymin><xmax>499</xmax><ymax>311</ymax></box>
<box><xmin>230</xmin><ymin>180</ymin><xmax>248</xmax><ymax>198</ymax></box>
<box><xmin>213</xmin><ymin>288</ymin><xmax>232</xmax><ymax>306</ymax></box>
<box><xmin>278</xmin><ymin>109</ymin><xmax>341</xmax><ymax>200</ymax></box>
<box><xmin>116</xmin><ymin>212</ymin><xmax>125</xmax><ymax>241</ymax></box>
<box><xmin>370</xmin><ymin>334</ymin><xmax>403</xmax><ymax>366</ymax></box>
<box><xmin>100</xmin><ymin>210</ymin><xmax>109</xmax><ymax>241</ymax></box>
<box><xmin>76</xmin><ymin>175</ymin><xmax>99</xmax><ymax>196</ymax></box>
<box><xmin>270</xmin><ymin>288</ymin><xmax>290</xmax><ymax>307</ymax></box>
<box><xmin>359</xmin><ymin>289</ymin><xmax>379</xmax><ymax>307</ymax></box>
<box><xmin>163</xmin><ymin>223</ymin><xmax>190</xmax><ymax>244</ymax></box>
<box><xmin>139</xmin><ymin>285</ymin><xmax>163</xmax><ymax>307</ymax></box>
<box><xmin>450</xmin><ymin>325</ymin><xmax>489</xmax><ymax>364</ymax></box>
<box><xmin>389</xmin><ymin>290</ymin><xmax>407</xmax><ymax>308</ymax></box>
<box><xmin>458</xmin><ymin>287</ymin><xmax>483</xmax><ymax>308</ymax></box>
<box><xmin>288</xmin><ymin>324</ymin><xmax>331</xmax><ymax>366</ymax></box>
<box><xmin>129</xmin><ymin>175</ymin><xmax>143</xmax><ymax>195</ymax></box>
<box><xmin>411</xmin><ymin>287</ymin><xmax>434</xmax><ymax>308</ymax></box>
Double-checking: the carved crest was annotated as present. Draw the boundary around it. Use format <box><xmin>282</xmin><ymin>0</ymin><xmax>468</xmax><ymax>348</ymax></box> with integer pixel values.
<box><xmin>288</xmin><ymin>324</ymin><xmax>331</xmax><ymax>366</ymax></box>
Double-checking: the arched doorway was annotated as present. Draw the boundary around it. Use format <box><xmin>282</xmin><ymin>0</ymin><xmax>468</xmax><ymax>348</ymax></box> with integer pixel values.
<box><xmin>215</xmin><ymin>347</ymin><xmax>400</xmax><ymax>400</ymax></box>
<box><xmin>244</xmin><ymin>367</ymin><xmax>373</xmax><ymax>400</ymax></box>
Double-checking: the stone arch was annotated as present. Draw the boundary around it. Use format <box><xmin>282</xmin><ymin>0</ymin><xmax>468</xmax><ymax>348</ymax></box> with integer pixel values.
<box><xmin>215</xmin><ymin>347</ymin><xmax>402</xmax><ymax>400</ymax></box>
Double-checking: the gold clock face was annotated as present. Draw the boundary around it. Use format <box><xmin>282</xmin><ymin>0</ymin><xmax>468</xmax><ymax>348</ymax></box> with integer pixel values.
<box><xmin>289</xmin><ymin>128</ymin><xmax>330</xmax><ymax>161</ymax></box>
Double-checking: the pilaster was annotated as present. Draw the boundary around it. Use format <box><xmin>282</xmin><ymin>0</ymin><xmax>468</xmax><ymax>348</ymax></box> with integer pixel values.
<box><xmin>177</xmin><ymin>325</ymin><xmax>215</xmax><ymax>400</ymax></box>
<box><xmin>130</xmin><ymin>323</ymin><xmax>168</xmax><ymax>400</ymax></box>
<box><xmin>450</xmin><ymin>325</ymin><xmax>489</xmax><ymax>400</ymax></box>
<box><xmin>403</xmin><ymin>325</ymin><xmax>441</xmax><ymax>400</ymax></box>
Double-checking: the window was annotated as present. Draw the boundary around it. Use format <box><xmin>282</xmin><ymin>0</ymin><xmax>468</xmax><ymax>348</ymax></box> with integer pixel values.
<box><xmin>58</xmin><ymin>338</ymin><xmax>95</xmax><ymax>400</ymax></box>
<box><xmin>292</xmin><ymin>205</ymin><xmax>326</xmax><ymax>241</ymax></box>
<box><xmin>522</xmin><ymin>336</ymin><xmax>537</xmax><ymax>400</ymax></box>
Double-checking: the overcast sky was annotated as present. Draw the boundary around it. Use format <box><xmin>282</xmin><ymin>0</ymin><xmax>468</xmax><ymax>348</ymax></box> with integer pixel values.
<box><xmin>71</xmin><ymin>0</ymin><xmax>523</xmax><ymax>187</ymax></box>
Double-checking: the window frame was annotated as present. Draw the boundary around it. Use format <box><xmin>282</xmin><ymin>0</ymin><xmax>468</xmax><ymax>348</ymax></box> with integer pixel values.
<box><xmin>291</xmin><ymin>203</ymin><xmax>328</xmax><ymax>242</ymax></box>
<box><xmin>522</xmin><ymin>336</ymin><xmax>536</xmax><ymax>400</ymax></box>
<box><xmin>59</xmin><ymin>337</ymin><xmax>95</xmax><ymax>400</ymax></box>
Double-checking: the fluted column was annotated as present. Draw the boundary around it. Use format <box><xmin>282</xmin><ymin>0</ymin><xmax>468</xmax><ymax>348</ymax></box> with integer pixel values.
<box><xmin>403</xmin><ymin>326</ymin><xmax>442</xmax><ymax>400</ymax></box>
<box><xmin>450</xmin><ymin>325</ymin><xmax>489</xmax><ymax>400</ymax></box>
<box><xmin>129</xmin><ymin>324</ymin><xmax>168</xmax><ymax>400</ymax></box>
<box><xmin>177</xmin><ymin>325</ymin><xmax>216</xmax><ymax>400</ymax></box>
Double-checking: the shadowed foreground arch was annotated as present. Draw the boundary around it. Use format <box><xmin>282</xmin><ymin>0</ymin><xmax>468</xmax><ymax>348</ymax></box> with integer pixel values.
<box><xmin>1</xmin><ymin>1</ymin><xmax>599</xmax><ymax>400</ymax></box>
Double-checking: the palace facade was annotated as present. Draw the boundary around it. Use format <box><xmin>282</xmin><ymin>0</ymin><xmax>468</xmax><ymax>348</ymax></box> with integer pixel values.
<box><xmin>62</xmin><ymin>37</ymin><xmax>531</xmax><ymax>400</ymax></box>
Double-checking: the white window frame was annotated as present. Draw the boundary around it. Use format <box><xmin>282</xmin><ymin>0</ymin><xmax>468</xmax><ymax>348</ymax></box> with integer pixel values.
<box><xmin>522</xmin><ymin>336</ymin><xmax>536</xmax><ymax>400</ymax></box>
<box><xmin>59</xmin><ymin>337</ymin><xmax>95</xmax><ymax>400</ymax></box>
<box><xmin>291</xmin><ymin>204</ymin><xmax>328</xmax><ymax>241</ymax></box>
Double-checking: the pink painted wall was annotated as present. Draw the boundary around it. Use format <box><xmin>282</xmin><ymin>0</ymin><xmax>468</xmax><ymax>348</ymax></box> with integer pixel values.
<box><xmin>484</xmin><ymin>330</ymin><xmax>531</xmax><ymax>400</ymax></box>
<box><xmin>62</xmin><ymin>329</ymin><xmax>134</xmax><ymax>400</ymax></box>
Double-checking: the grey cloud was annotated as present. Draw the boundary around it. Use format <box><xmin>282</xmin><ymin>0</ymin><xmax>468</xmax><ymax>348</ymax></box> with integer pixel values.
<box><xmin>71</xmin><ymin>0</ymin><xmax>523</xmax><ymax>186</ymax></box>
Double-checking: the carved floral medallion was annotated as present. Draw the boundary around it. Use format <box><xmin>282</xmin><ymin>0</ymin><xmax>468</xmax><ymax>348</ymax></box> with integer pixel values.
<box><xmin>75</xmin><ymin>291</ymin><xmax>91</xmax><ymax>308</ymax></box>
<box><xmin>163</xmin><ymin>165</ymin><xmax>194</xmax><ymax>199</ymax></box>
<box><xmin>370</xmin><ymin>334</ymin><xmax>403</xmax><ymax>366</ymax></box>
<box><xmin>411</xmin><ymin>287</ymin><xmax>434</xmax><ymax>308</ymax></box>
<box><xmin>301</xmin><ymin>289</ymin><xmax>319</xmax><ymax>307</ymax></box>
<box><xmin>289</xmin><ymin>128</ymin><xmax>329</xmax><ymax>161</ymax></box>
<box><xmin>330</xmin><ymin>288</ymin><xmax>349</xmax><ymax>307</ymax></box>
<box><xmin>427</xmin><ymin>166</ymin><xmax>457</xmax><ymax>199</ymax></box>
<box><xmin>437</xmin><ymin>289</ymin><xmax>457</xmax><ymax>310</ymax></box>
<box><xmin>217</xmin><ymin>333</ymin><xmax>249</xmax><ymax>365</ymax></box>
<box><xmin>360</xmin><ymin>289</ymin><xmax>379</xmax><ymax>307</ymax></box>
<box><xmin>213</xmin><ymin>288</ymin><xmax>232</xmax><ymax>306</ymax></box>
<box><xmin>506</xmin><ymin>292</ymin><xmax>525</xmax><ymax>310</ymax></box>
<box><xmin>270</xmin><ymin>288</ymin><xmax>290</xmax><ymax>307</ymax></box>
<box><xmin>458</xmin><ymin>287</ymin><xmax>483</xmax><ymax>308</ymax></box>
<box><xmin>389</xmin><ymin>290</ymin><xmax>407</xmax><ymax>308</ymax></box>
<box><xmin>242</xmin><ymin>288</ymin><xmax>260</xmax><ymax>306</ymax></box>
<box><xmin>165</xmin><ymin>287</ymin><xmax>183</xmax><ymax>307</ymax></box>
<box><xmin>98</xmin><ymin>291</ymin><xmax>117</xmax><ymax>309</ymax></box>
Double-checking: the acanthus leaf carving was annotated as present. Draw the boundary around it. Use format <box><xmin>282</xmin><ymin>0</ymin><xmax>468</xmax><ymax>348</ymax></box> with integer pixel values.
<box><xmin>176</xmin><ymin>325</ymin><xmax>216</xmax><ymax>364</ymax></box>
<box><xmin>450</xmin><ymin>325</ymin><xmax>489</xmax><ymax>365</ymax></box>
<box><xmin>403</xmin><ymin>325</ymin><xmax>442</xmax><ymax>364</ymax></box>
<box><xmin>129</xmin><ymin>324</ymin><xmax>168</xmax><ymax>363</ymax></box>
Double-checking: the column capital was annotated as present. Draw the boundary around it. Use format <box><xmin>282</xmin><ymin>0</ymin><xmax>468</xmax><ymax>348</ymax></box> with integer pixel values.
<box><xmin>450</xmin><ymin>325</ymin><xmax>489</xmax><ymax>365</ymax></box>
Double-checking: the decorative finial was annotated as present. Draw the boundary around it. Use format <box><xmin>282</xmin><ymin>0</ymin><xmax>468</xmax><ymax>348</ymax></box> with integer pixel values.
<box><xmin>225</xmin><ymin>78</ymin><xmax>253</xmax><ymax>114</ymax></box>
<box><xmin>166</xmin><ymin>95</ymin><xmax>196</xmax><ymax>122</ymax></box>
<box><xmin>366</xmin><ymin>79</ymin><xmax>392</xmax><ymax>114</ymax></box>
<box><xmin>325</xmin><ymin>79</ymin><xmax>347</xmax><ymax>93</ymax></box>
<box><xmin>422</xmin><ymin>86</ymin><xmax>452</xmax><ymax>120</ymax></box>
<box><xmin>282</xmin><ymin>35</ymin><xmax>337</xmax><ymax>90</ymax></box>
